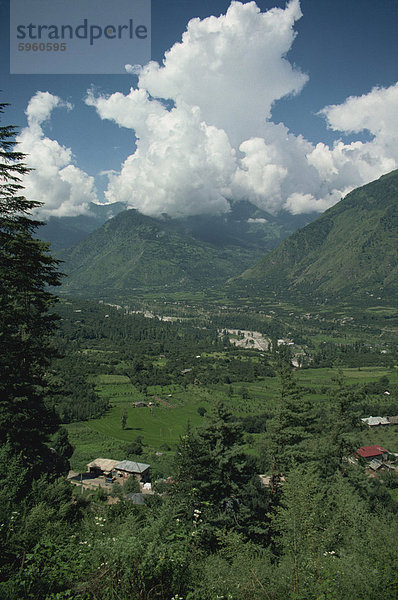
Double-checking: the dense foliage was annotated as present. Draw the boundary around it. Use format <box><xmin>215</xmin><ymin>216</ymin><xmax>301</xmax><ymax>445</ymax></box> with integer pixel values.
<box><xmin>2</xmin><ymin>378</ymin><xmax>398</xmax><ymax>600</ymax></box>
<box><xmin>47</xmin><ymin>354</ymin><xmax>110</xmax><ymax>423</ymax></box>
<box><xmin>312</xmin><ymin>341</ymin><xmax>397</xmax><ymax>368</ymax></box>
<box><xmin>0</xmin><ymin>104</ymin><xmax>76</xmax><ymax>591</ymax></box>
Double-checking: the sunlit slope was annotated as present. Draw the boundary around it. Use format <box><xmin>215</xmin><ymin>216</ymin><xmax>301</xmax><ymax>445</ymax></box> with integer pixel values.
<box><xmin>237</xmin><ymin>170</ymin><xmax>398</xmax><ymax>301</ymax></box>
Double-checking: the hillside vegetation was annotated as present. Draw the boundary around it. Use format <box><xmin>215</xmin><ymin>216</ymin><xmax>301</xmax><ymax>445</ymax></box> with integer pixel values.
<box><xmin>57</xmin><ymin>201</ymin><xmax>310</xmax><ymax>296</ymax></box>
<box><xmin>237</xmin><ymin>170</ymin><xmax>398</xmax><ymax>302</ymax></box>
<box><xmin>38</xmin><ymin>201</ymin><xmax>127</xmax><ymax>251</ymax></box>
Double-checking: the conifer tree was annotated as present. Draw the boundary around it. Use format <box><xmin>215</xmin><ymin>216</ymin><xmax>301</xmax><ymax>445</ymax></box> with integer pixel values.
<box><xmin>172</xmin><ymin>402</ymin><xmax>271</xmax><ymax>544</ymax></box>
<box><xmin>264</xmin><ymin>366</ymin><xmax>315</xmax><ymax>485</ymax></box>
<box><xmin>318</xmin><ymin>370</ymin><xmax>362</xmax><ymax>478</ymax></box>
<box><xmin>0</xmin><ymin>102</ymin><xmax>62</xmax><ymax>476</ymax></box>
<box><xmin>173</xmin><ymin>403</ymin><xmax>257</xmax><ymax>522</ymax></box>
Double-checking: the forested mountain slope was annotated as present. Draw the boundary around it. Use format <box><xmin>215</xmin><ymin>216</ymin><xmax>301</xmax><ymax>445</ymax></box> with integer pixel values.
<box><xmin>57</xmin><ymin>201</ymin><xmax>310</xmax><ymax>295</ymax></box>
<box><xmin>237</xmin><ymin>170</ymin><xmax>398</xmax><ymax>302</ymax></box>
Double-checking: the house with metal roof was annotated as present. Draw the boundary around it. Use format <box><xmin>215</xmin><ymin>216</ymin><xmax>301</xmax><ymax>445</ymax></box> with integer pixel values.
<box><xmin>356</xmin><ymin>445</ymin><xmax>389</xmax><ymax>461</ymax></box>
<box><xmin>368</xmin><ymin>459</ymin><xmax>383</xmax><ymax>471</ymax></box>
<box><xmin>114</xmin><ymin>460</ymin><xmax>150</xmax><ymax>482</ymax></box>
<box><xmin>361</xmin><ymin>416</ymin><xmax>389</xmax><ymax>427</ymax></box>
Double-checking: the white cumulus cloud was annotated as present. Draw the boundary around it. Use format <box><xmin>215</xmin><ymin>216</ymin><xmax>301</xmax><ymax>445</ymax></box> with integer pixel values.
<box><xmin>88</xmin><ymin>91</ymin><xmax>235</xmax><ymax>217</ymax></box>
<box><xmin>17</xmin><ymin>91</ymin><xmax>98</xmax><ymax>219</ymax></box>
<box><xmin>312</xmin><ymin>84</ymin><xmax>398</xmax><ymax>194</ymax></box>
<box><xmin>86</xmin><ymin>0</ymin><xmax>315</xmax><ymax>218</ymax></box>
<box><xmin>320</xmin><ymin>83</ymin><xmax>398</xmax><ymax>139</ymax></box>
<box><xmin>138</xmin><ymin>0</ymin><xmax>307</xmax><ymax>145</ymax></box>
<box><xmin>20</xmin><ymin>2</ymin><xmax>398</xmax><ymax>220</ymax></box>
<box><xmin>86</xmin><ymin>0</ymin><xmax>398</xmax><ymax>218</ymax></box>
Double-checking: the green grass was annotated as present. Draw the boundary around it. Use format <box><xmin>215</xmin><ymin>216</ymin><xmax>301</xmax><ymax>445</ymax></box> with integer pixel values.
<box><xmin>67</xmin><ymin>365</ymin><xmax>398</xmax><ymax>469</ymax></box>
<box><xmin>66</xmin><ymin>422</ymin><xmax>128</xmax><ymax>472</ymax></box>
<box><xmin>88</xmin><ymin>401</ymin><xmax>206</xmax><ymax>447</ymax></box>
<box><xmin>90</xmin><ymin>374</ymin><xmax>145</xmax><ymax>404</ymax></box>
<box><xmin>341</xmin><ymin>367</ymin><xmax>397</xmax><ymax>382</ymax></box>
<box><xmin>297</xmin><ymin>366</ymin><xmax>397</xmax><ymax>385</ymax></box>
<box><xmin>366</xmin><ymin>306</ymin><xmax>397</xmax><ymax>315</ymax></box>
<box><xmin>72</xmin><ymin>378</ymin><xmax>215</xmax><ymax>453</ymax></box>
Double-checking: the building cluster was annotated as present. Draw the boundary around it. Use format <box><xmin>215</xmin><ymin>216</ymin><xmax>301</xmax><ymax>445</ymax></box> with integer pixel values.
<box><xmin>86</xmin><ymin>458</ymin><xmax>150</xmax><ymax>482</ymax></box>
<box><xmin>355</xmin><ymin>445</ymin><xmax>397</xmax><ymax>473</ymax></box>
<box><xmin>69</xmin><ymin>458</ymin><xmax>152</xmax><ymax>498</ymax></box>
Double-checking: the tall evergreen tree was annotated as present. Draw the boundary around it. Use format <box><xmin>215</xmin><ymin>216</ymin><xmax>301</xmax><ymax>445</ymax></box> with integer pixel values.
<box><xmin>264</xmin><ymin>366</ymin><xmax>315</xmax><ymax>486</ymax></box>
<box><xmin>318</xmin><ymin>371</ymin><xmax>362</xmax><ymax>479</ymax></box>
<box><xmin>0</xmin><ymin>102</ymin><xmax>62</xmax><ymax>476</ymax></box>
<box><xmin>173</xmin><ymin>402</ymin><xmax>250</xmax><ymax>511</ymax></box>
<box><xmin>172</xmin><ymin>402</ymin><xmax>269</xmax><ymax>544</ymax></box>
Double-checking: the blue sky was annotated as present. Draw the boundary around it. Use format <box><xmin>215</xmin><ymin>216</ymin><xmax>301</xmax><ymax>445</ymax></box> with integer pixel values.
<box><xmin>1</xmin><ymin>0</ymin><xmax>397</xmax><ymax>218</ymax></box>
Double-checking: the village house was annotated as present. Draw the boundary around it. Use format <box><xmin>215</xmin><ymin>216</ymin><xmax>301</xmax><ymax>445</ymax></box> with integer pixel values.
<box><xmin>361</xmin><ymin>416</ymin><xmax>398</xmax><ymax>427</ymax></box>
<box><xmin>87</xmin><ymin>458</ymin><xmax>120</xmax><ymax>477</ymax></box>
<box><xmin>113</xmin><ymin>460</ymin><xmax>150</xmax><ymax>483</ymax></box>
<box><xmin>356</xmin><ymin>445</ymin><xmax>389</xmax><ymax>462</ymax></box>
<box><xmin>361</xmin><ymin>416</ymin><xmax>389</xmax><ymax>427</ymax></box>
<box><xmin>86</xmin><ymin>458</ymin><xmax>150</xmax><ymax>483</ymax></box>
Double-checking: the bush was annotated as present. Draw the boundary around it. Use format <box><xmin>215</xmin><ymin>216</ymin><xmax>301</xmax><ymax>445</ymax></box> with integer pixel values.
<box><xmin>125</xmin><ymin>436</ymin><xmax>144</xmax><ymax>457</ymax></box>
<box><xmin>153</xmin><ymin>479</ymin><xmax>170</xmax><ymax>494</ymax></box>
<box><xmin>112</xmin><ymin>481</ymin><xmax>124</xmax><ymax>499</ymax></box>
<box><xmin>123</xmin><ymin>476</ymin><xmax>140</xmax><ymax>494</ymax></box>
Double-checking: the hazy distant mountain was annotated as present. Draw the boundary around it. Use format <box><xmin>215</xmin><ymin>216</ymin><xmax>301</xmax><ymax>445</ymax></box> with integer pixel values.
<box><xmin>39</xmin><ymin>202</ymin><xmax>127</xmax><ymax>251</ymax></box>
<box><xmin>170</xmin><ymin>201</ymin><xmax>312</xmax><ymax>248</ymax></box>
<box><xmin>57</xmin><ymin>201</ymin><xmax>312</xmax><ymax>296</ymax></box>
<box><xmin>236</xmin><ymin>170</ymin><xmax>398</xmax><ymax>302</ymax></box>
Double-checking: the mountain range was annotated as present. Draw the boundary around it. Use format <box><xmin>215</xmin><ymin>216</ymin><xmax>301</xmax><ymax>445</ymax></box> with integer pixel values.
<box><xmin>39</xmin><ymin>202</ymin><xmax>127</xmax><ymax>251</ymax></box>
<box><xmin>53</xmin><ymin>170</ymin><xmax>398</xmax><ymax>304</ymax></box>
<box><xmin>55</xmin><ymin>200</ymin><xmax>311</xmax><ymax>296</ymax></box>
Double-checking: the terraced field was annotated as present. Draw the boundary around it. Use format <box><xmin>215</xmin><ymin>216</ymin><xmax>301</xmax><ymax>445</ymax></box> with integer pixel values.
<box><xmin>67</xmin><ymin>366</ymin><xmax>398</xmax><ymax>472</ymax></box>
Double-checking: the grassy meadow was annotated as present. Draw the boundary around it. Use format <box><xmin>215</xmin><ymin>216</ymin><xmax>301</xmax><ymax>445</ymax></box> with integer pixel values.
<box><xmin>67</xmin><ymin>364</ymin><xmax>398</xmax><ymax>472</ymax></box>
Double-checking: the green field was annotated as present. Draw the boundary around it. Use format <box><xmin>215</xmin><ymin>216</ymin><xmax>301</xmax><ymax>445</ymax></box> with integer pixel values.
<box><xmin>67</xmin><ymin>365</ymin><xmax>398</xmax><ymax>471</ymax></box>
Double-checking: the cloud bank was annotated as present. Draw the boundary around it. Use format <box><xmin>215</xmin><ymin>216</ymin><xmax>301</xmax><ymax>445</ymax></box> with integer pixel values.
<box><xmin>19</xmin><ymin>1</ymin><xmax>398</xmax><ymax>219</ymax></box>
<box><xmin>17</xmin><ymin>91</ymin><xmax>98</xmax><ymax>218</ymax></box>
<box><xmin>85</xmin><ymin>0</ymin><xmax>398</xmax><ymax>218</ymax></box>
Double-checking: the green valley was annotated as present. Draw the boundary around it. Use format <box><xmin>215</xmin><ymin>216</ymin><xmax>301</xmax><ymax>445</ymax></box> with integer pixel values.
<box><xmin>48</xmin><ymin>299</ymin><xmax>398</xmax><ymax>475</ymax></box>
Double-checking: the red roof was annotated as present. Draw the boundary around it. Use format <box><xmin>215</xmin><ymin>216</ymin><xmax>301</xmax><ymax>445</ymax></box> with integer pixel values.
<box><xmin>356</xmin><ymin>445</ymin><xmax>388</xmax><ymax>458</ymax></box>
